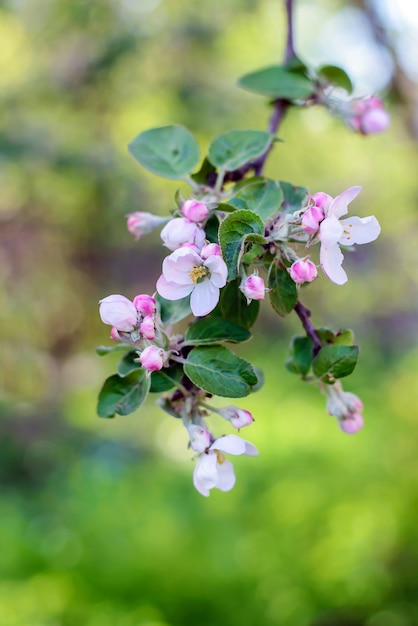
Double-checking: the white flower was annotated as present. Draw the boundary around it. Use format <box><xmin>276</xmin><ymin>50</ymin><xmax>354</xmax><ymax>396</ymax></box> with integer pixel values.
<box><xmin>317</xmin><ymin>186</ymin><xmax>381</xmax><ymax>285</ymax></box>
<box><xmin>99</xmin><ymin>294</ymin><xmax>138</xmax><ymax>332</ymax></box>
<box><xmin>156</xmin><ymin>247</ymin><xmax>227</xmax><ymax>317</ymax></box>
<box><xmin>160</xmin><ymin>217</ymin><xmax>206</xmax><ymax>251</ymax></box>
<box><xmin>193</xmin><ymin>434</ymin><xmax>258</xmax><ymax>497</ymax></box>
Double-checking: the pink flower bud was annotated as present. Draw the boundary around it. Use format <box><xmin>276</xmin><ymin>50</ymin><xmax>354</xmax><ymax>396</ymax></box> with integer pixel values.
<box><xmin>289</xmin><ymin>259</ymin><xmax>318</xmax><ymax>284</ymax></box>
<box><xmin>133</xmin><ymin>294</ymin><xmax>156</xmax><ymax>316</ymax></box>
<box><xmin>310</xmin><ymin>192</ymin><xmax>332</xmax><ymax>210</ymax></box>
<box><xmin>99</xmin><ymin>294</ymin><xmax>138</xmax><ymax>332</ymax></box>
<box><xmin>347</xmin><ymin>96</ymin><xmax>390</xmax><ymax>135</ymax></box>
<box><xmin>139</xmin><ymin>315</ymin><xmax>155</xmax><ymax>340</ymax></box>
<box><xmin>188</xmin><ymin>424</ymin><xmax>211</xmax><ymax>453</ymax></box>
<box><xmin>339</xmin><ymin>412</ymin><xmax>364</xmax><ymax>434</ymax></box>
<box><xmin>301</xmin><ymin>205</ymin><xmax>325</xmax><ymax>234</ymax></box>
<box><xmin>139</xmin><ymin>345</ymin><xmax>165</xmax><ymax>372</ymax></box>
<box><xmin>360</xmin><ymin>108</ymin><xmax>390</xmax><ymax>135</ymax></box>
<box><xmin>218</xmin><ymin>406</ymin><xmax>254</xmax><ymax>429</ymax></box>
<box><xmin>181</xmin><ymin>199</ymin><xmax>209</xmax><ymax>223</ymax></box>
<box><xmin>110</xmin><ymin>327</ymin><xmax>121</xmax><ymax>341</ymax></box>
<box><xmin>200</xmin><ymin>243</ymin><xmax>222</xmax><ymax>259</ymax></box>
<box><xmin>161</xmin><ymin>217</ymin><xmax>206</xmax><ymax>251</ymax></box>
<box><xmin>126</xmin><ymin>212</ymin><xmax>168</xmax><ymax>240</ymax></box>
<box><xmin>239</xmin><ymin>274</ymin><xmax>265</xmax><ymax>303</ymax></box>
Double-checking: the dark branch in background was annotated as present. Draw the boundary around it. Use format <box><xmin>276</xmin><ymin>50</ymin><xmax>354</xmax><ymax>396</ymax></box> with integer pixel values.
<box><xmin>294</xmin><ymin>301</ymin><xmax>322</xmax><ymax>356</ymax></box>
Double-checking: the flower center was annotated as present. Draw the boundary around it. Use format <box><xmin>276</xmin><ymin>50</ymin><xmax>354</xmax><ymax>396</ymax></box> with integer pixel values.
<box><xmin>215</xmin><ymin>451</ymin><xmax>226</xmax><ymax>465</ymax></box>
<box><xmin>189</xmin><ymin>264</ymin><xmax>209</xmax><ymax>284</ymax></box>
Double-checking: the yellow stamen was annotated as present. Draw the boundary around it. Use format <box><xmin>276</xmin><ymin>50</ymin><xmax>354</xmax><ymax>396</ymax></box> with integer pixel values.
<box><xmin>215</xmin><ymin>451</ymin><xmax>226</xmax><ymax>465</ymax></box>
<box><xmin>189</xmin><ymin>264</ymin><xmax>208</xmax><ymax>284</ymax></box>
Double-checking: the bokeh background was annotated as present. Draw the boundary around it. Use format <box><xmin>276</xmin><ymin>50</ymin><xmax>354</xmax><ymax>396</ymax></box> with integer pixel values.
<box><xmin>1</xmin><ymin>0</ymin><xmax>418</xmax><ymax>624</ymax></box>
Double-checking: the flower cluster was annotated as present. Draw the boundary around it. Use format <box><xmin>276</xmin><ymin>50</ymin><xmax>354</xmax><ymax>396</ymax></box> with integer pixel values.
<box><xmin>324</xmin><ymin>381</ymin><xmax>364</xmax><ymax>434</ymax></box>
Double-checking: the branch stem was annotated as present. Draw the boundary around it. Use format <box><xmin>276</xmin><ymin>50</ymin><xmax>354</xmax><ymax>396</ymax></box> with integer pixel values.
<box><xmin>294</xmin><ymin>300</ymin><xmax>322</xmax><ymax>355</ymax></box>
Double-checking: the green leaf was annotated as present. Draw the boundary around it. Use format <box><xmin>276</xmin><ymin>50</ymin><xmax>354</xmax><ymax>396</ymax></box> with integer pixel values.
<box><xmin>268</xmin><ymin>263</ymin><xmax>297</xmax><ymax>316</ymax></box>
<box><xmin>184</xmin><ymin>346</ymin><xmax>258</xmax><ymax>398</ymax></box>
<box><xmin>219</xmin><ymin>209</ymin><xmax>264</xmax><ymax>280</ymax></box>
<box><xmin>285</xmin><ymin>336</ymin><xmax>314</xmax><ymax>376</ymax></box>
<box><xmin>219</xmin><ymin>280</ymin><xmax>260</xmax><ymax>329</ymax></box>
<box><xmin>316</xmin><ymin>327</ymin><xmax>355</xmax><ymax>346</ymax></box>
<box><xmin>318</xmin><ymin>64</ymin><xmax>353</xmax><ymax>94</ymax></box>
<box><xmin>191</xmin><ymin>156</ymin><xmax>217</xmax><ymax>185</ymax></box>
<box><xmin>156</xmin><ymin>294</ymin><xmax>191</xmax><ymax>324</ymax></box>
<box><xmin>280</xmin><ymin>181</ymin><xmax>308</xmax><ymax>213</ymax></box>
<box><xmin>97</xmin><ymin>370</ymin><xmax>150</xmax><ymax>418</ymax></box>
<box><xmin>184</xmin><ymin>317</ymin><xmax>251</xmax><ymax>346</ymax></box>
<box><xmin>204</xmin><ymin>213</ymin><xmax>220</xmax><ymax>244</ymax></box>
<box><xmin>208</xmin><ymin>130</ymin><xmax>273</xmax><ymax>172</ymax></box>
<box><xmin>238</xmin><ymin>66</ymin><xmax>313</xmax><ymax>100</ymax></box>
<box><xmin>230</xmin><ymin>178</ymin><xmax>284</xmax><ymax>220</ymax></box>
<box><xmin>96</xmin><ymin>344</ymin><xmax>132</xmax><ymax>356</ymax></box>
<box><xmin>128</xmin><ymin>125</ymin><xmax>200</xmax><ymax>179</ymax></box>
<box><xmin>312</xmin><ymin>345</ymin><xmax>359</xmax><ymax>382</ymax></box>
<box><xmin>117</xmin><ymin>351</ymin><xmax>142</xmax><ymax>377</ymax></box>
<box><xmin>149</xmin><ymin>364</ymin><xmax>184</xmax><ymax>393</ymax></box>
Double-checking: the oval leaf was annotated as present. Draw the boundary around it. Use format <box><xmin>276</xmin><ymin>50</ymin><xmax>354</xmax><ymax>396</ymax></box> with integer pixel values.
<box><xmin>128</xmin><ymin>125</ymin><xmax>200</xmax><ymax>179</ymax></box>
<box><xmin>219</xmin><ymin>209</ymin><xmax>264</xmax><ymax>280</ymax></box>
<box><xmin>280</xmin><ymin>180</ymin><xmax>308</xmax><ymax>213</ymax></box>
<box><xmin>268</xmin><ymin>263</ymin><xmax>297</xmax><ymax>316</ymax></box>
<box><xmin>156</xmin><ymin>294</ymin><xmax>191</xmax><ymax>324</ymax></box>
<box><xmin>150</xmin><ymin>364</ymin><xmax>184</xmax><ymax>393</ymax></box>
<box><xmin>117</xmin><ymin>351</ymin><xmax>141</xmax><ymax>377</ymax></box>
<box><xmin>238</xmin><ymin>66</ymin><xmax>313</xmax><ymax>99</ymax></box>
<box><xmin>231</xmin><ymin>178</ymin><xmax>284</xmax><ymax>220</ymax></box>
<box><xmin>97</xmin><ymin>370</ymin><xmax>150</xmax><ymax>418</ymax></box>
<box><xmin>184</xmin><ymin>317</ymin><xmax>251</xmax><ymax>346</ymax></box>
<box><xmin>208</xmin><ymin>130</ymin><xmax>273</xmax><ymax>172</ymax></box>
<box><xmin>184</xmin><ymin>346</ymin><xmax>258</xmax><ymax>398</ymax></box>
<box><xmin>312</xmin><ymin>345</ymin><xmax>359</xmax><ymax>381</ymax></box>
<box><xmin>285</xmin><ymin>336</ymin><xmax>314</xmax><ymax>376</ymax></box>
<box><xmin>318</xmin><ymin>64</ymin><xmax>353</xmax><ymax>94</ymax></box>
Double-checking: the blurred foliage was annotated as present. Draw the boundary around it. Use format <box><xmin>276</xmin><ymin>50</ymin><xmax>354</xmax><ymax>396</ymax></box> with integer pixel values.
<box><xmin>1</xmin><ymin>0</ymin><xmax>418</xmax><ymax>624</ymax></box>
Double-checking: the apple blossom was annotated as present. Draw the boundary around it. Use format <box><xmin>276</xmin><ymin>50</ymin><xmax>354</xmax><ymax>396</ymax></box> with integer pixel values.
<box><xmin>156</xmin><ymin>246</ymin><xmax>227</xmax><ymax>317</ymax></box>
<box><xmin>99</xmin><ymin>294</ymin><xmax>138</xmax><ymax>332</ymax></box>
<box><xmin>126</xmin><ymin>212</ymin><xmax>169</xmax><ymax>240</ymax></box>
<box><xmin>139</xmin><ymin>315</ymin><xmax>155</xmax><ymax>340</ymax></box>
<box><xmin>312</xmin><ymin>186</ymin><xmax>381</xmax><ymax>285</ymax></box>
<box><xmin>289</xmin><ymin>259</ymin><xmax>318</xmax><ymax>284</ymax></box>
<box><xmin>325</xmin><ymin>384</ymin><xmax>364</xmax><ymax>434</ymax></box>
<box><xmin>160</xmin><ymin>217</ymin><xmax>206</xmax><ymax>251</ymax></box>
<box><xmin>139</xmin><ymin>345</ymin><xmax>165</xmax><ymax>372</ymax></box>
<box><xmin>133</xmin><ymin>294</ymin><xmax>156</xmax><ymax>316</ymax></box>
<box><xmin>347</xmin><ymin>96</ymin><xmax>390</xmax><ymax>135</ymax></box>
<box><xmin>181</xmin><ymin>199</ymin><xmax>209</xmax><ymax>223</ymax></box>
<box><xmin>218</xmin><ymin>406</ymin><xmax>254</xmax><ymax>429</ymax></box>
<box><xmin>239</xmin><ymin>273</ymin><xmax>265</xmax><ymax>304</ymax></box>
<box><xmin>192</xmin><ymin>434</ymin><xmax>258</xmax><ymax>497</ymax></box>
<box><xmin>188</xmin><ymin>424</ymin><xmax>212</xmax><ymax>453</ymax></box>
<box><xmin>301</xmin><ymin>204</ymin><xmax>325</xmax><ymax>234</ymax></box>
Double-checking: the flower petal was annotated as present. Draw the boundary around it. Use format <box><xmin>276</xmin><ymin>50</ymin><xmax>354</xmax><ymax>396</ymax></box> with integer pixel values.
<box><xmin>204</xmin><ymin>255</ymin><xmax>228</xmax><ymax>288</ymax></box>
<box><xmin>319</xmin><ymin>214</ymin><xmax>344</xmax><ymax>248</ymax></box>
<box><xmin>329</xmin><ymin>186</ymin><xmax>361</xmax><ymax>219</ymax></box>
<box><xmin>339</xmin><ymin>215</ymin><xmax>381</xmax><ymax>245</ymax></box>
<box><xmin>212</xmin><ymin>434</ymin><xmax>258</xmax><ymax>456</ymax></box>
<box><xmin>162</xmin><ymin>247</ymin><xmax>202</xmax><ymax>285</ymax></box>
<box><xmin>215</xmin><ymin>459</ymin><xmax>236</xmax><ymax>492</ymax></box>
<box><xmin>320</xmin><ymin>243</ymin><xmax>348</xmax><ymax>285</ymax></box>
<box><xmin>193</xmin><ymin>452</ymin><xmax>218</xmax><ymax>496</ymax></box>
<box><xmin>156</xmin><ymin>274</ymin><xmax>193</xmax><ymax>300</ymax></box>
<box><xmin>190</xmin><ymin>280</ymin><xmax>220</xmax><ymax>317</ymax></box>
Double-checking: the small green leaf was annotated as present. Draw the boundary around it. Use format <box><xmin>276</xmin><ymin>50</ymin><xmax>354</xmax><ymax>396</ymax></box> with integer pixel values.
<box><xmin>128</xmin><ymin>125</ymin><xmax>200</xmax><ymax>179</ymax></box>
<box><xmin>219</xmin><ymin>209</ymin><xmax>264</xmax><ymax>280</ymax></box>
<box><xmin>208</xmin><ymin>130</ymin><xmax>273</xmax><ymax>172</ymax></box>
<box><xmin>97</xmin><ymin>370</ymin><xmax>150</xmax><ymax>418</ymax></box>
<box><xmin>191</xmin><ymin>156</ymin><xmax>217</xmax><ymax>185</ymax></box>
<box><xmin>149</xmin><ymin>364</ymin><xmax>184</xmax><ymax>393</ymax></box>
<box><xmin>334</xmin><ymin>329</ymin><xmax>355</xmax><ymax>346</ymax></box>
<box><xmin>230</xmin><ymin>178</ymin><xmax>284</xmax><ymax>220</ymax></box>
<box><xmin>156</xmin><ymin>294</ymin><xmax>191</xmax><ymax>324</ymax></box>
<box><xmin>318</xmin><ymin>64</ymin><xmax>353</xmax><ymax>94</ymax></box>
<box><xmin>96</xmin><ymin>344</ymin><xmax>132</xmax><ymax>356</ymax></box>
<box><xmin>286</xmin><ymin>336</ymin><xmax>314</xmax><ymax>376</ymax></box>
<box><xmin>219</xmin><ymin>280</ymin><xmax>260</xmax><ymax>329</ymax></box>
<box><xmin>280</xmin><ymin>181</ymin><xmax>308</xmax><ymax>213</ymax></box>
<box><xmin>184</xmin><ymin>317</ymin><xmax>251</xmax><ymax>346</ymax></box>
<box><xmin>184</xmin><ymin>346</ymin><xmax>258</xmax><ymax>398</ymax></box>
<box><xmin>268</xmin><ymin>263</ymin><xmax>297</xmax><ymax>316</ymax></box>
<box><xmin>117</xmin><ymin>351</ymin><xmax>141</xmax><ymax>377</ymax></box>
<box><xmin>204</xmin><ymin>213</ymin><xmax>220</xmax><ymax>244</ymax></box>
<box><xmin>238</xmin><ymin>66</ymin><xmax>313</xmax><ymax>100</ymax></box>
<box><xmin>312</xmin><ymin>345</ymin><xmax>359</xmax><ymax>382</ymax></box>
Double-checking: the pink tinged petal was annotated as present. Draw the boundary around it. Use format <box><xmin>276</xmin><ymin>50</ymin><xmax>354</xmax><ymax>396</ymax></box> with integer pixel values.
<box><xmin>162</xmin><ymin>248</ymin><xmax>200</xmax><ymax>285</ymax></box>
<box><xmin>319</xmin><ymin>215</ymin><xmax>344</xmax><ymax>248</ymax></box>
<box><xmin>361</xmin><ymin>108</ymin><xmax>390</xmax><ymax>135</ymax></box>
<box><xmin>188</xmin><ymin>425</ymin><xmax>211</xmax><ymax>453</ymax></box>
<box><xmin>156</xmin><ymin>274</ymin><xmax>193</xmax><ymax>300</ymax></box>
<box><xmin>110</xmin><ymin>327</ymin><xmax>121</xmax><ymax>341</ymax></box>
<box><xmin>289</xmin><ymin>259</ymin><xmax>318</xmax><ymax>285</ymax></box>
<box><xmin>339</xmin><ymin>412</ymin><xmax>364</xmax><ymax>434</ymax></box>
<box><xmin>218</xmin><ymin>406</ymin><xmax>254</xmax><ymax>428</ymax></box>
<box><xmin>139</xmin><ymin>316</ymin><xmax>155</xmax><ymax>340</ymax></box>
<box><xmin>99</xmin><ymin>294</ymin><xmax>138</xmax><ymax>331</ymax></box>
<box><xmin>204</xmin><ymin>255</ymin><xmax>228</xmax><ymax>288</ymax></box>
<box><xmin>201</xmin><ymin>243</ymin><xmax>222</xmax><ymax>259</ymax></box>
<box><xmin>215</xmin><ymin>459</ymin><xmax>236</xmax><ymax>492</ymax></box>
<box><xmin>339</xmin><ymin>216</ymin><xmax>381</xmax><ymax>246</ymax></box>
<box><xmin>133</xmin><ymin>294</ymin><xmax>156</xmax><ymax>316</ymax></box>
<box><xmin>328</xmin><ymin>186</ymin><xmax>361</xmax><ymax>219</ymax></box>
<box><xmin>212</xmin><ymin>434</ymin><xmax>258</xmax><ymax>457</ymax></box>
<box><xmin>320</xmin><ymin>243</ymin><xmax>348</xmax><ymax>285</ymax></box>
<box><xmin>181</xmin><ymin>199</ymin><xmax>209</xmax><ymax>223</ymax></box>
<box><xmin>161</xmin><ymin>217</ymin><xmax>200</xmax><ymax>251</ymax></box>
<box><xmin>310</xmin><ymin>192</ymin><xmax>333</xmax><ymax>212</ymax></box>
<box><xmin>190</xmin><ymin>280</ymin><xmax>220</xmax><ymax>317</ymax></box>
<box><xmin>301</xmin><ymin>205</ymin><xmax>325</xmax><ymax>234</ymax></box>
<box><xmin>240</xmin><ymin>275</ymin><xmax>265</xmax><ymax>301</ymax></box>
<box><xmin>139</xmin><ymin>345</ymin><xmax>165</xmax><ymax>371</ymax></box>
<box><xmin>193</xmin><ymin>452</ymin><xmax>219</xmax><ymax>495</ymax></box>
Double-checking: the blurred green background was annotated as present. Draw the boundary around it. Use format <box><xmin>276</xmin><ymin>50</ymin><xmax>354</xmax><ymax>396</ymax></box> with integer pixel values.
<box><xmin>1</xmin><ymin>0</ymin><xmax>418</xmax><ymax>624</ymax></box>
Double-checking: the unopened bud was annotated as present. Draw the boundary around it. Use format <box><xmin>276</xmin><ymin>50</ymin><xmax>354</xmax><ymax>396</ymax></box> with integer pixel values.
<box><xmin>239</xmin><ymin>274</ymin><xmax>265</xmax><ymax>303</ymax></box>
<box><xmin>99</xmin><ymin>294</ymin><xmax>138</xmax><ymax>332</ymax></box>
<box><xmin>188</xmin><ymin>424</ymin><xmax>211</xmax><ymax>453</ymax></box>
<box><xmin>218</xmin><ymin>406</ymin><xmax>254</xmax><ymax>429</ymax></box>
<box><xmin>139</xmin><ymin>315</ymin><xmax>155</xmax><ymax>340</ymax></box>
<box><xmin>289</xmin><ymin>259</ymin><xmax>318</xmax><ymax>284</ymax></box>
<box><xmin>181</xmin><ymin>199</ymin><xmax>209</xmax><ymax>223</ymax></box>
<box><xmin>126</xmin><ymin>212</ymin><xmax>168</xmax><ymax>240</ymax></box>
<box><xmin>133</xmin><ymin>294</ymin><xmax>156</xmax><ymax>316</ymax></box>
<box><xmin>301</xmin><ymin>205</ymin><xmax>325</xmax><ymax>234</ymax></box>
<box><xmin>139</xmin><ymin>345</ymin><xmax>165</xmax><ymax>372</ymax></box>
